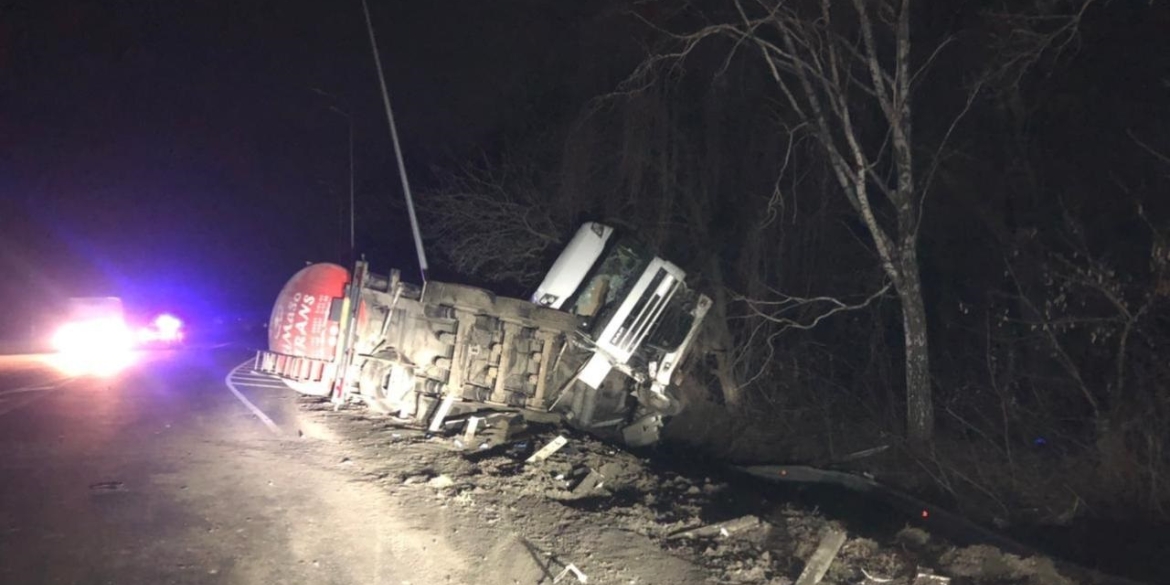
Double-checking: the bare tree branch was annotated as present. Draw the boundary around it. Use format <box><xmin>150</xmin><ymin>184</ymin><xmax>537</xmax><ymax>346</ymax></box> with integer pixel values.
<box><xmin>982</xmin><ymin>0</ymin><xmax>1098</xmax><ymax>94</ymax></box>
<box><xmin>1128</xmin><ymin>129</ymin><xmax>1170</xmax><ymax>168</ymax></box>
<box><xmin>421</xmin><ymin>154</ymin><xmax>574</xmax><ymax>284</ymax></box>
<box><xmin>736</xmin><ymin>281</ymin><xmax>892</xmax><ymax>330</ymax></box>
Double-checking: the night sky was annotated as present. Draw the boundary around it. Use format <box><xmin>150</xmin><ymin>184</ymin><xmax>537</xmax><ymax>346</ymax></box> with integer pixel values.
<box><xmin>2</xmin><ymin>1</ymin><xmax>1167</xmax><ymax>338</ymax></box>
<box><xmin>0</xmin><ymin>0</ymin><xmax>579</xmax><ymax>333</ymax></box>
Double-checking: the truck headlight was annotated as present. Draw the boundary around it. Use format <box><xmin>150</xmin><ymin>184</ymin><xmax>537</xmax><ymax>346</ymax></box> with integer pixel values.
<box><xmin>538</xmin><ymin>294</ymin><xmax>558</xmax><ymax>306</ymax></box>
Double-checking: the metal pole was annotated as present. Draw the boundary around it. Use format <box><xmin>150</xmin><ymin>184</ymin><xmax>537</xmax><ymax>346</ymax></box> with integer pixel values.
<box><xmin>360</xmin><ymin>0</ymin><xmax>429</xmax><ymax>281</ymax></box>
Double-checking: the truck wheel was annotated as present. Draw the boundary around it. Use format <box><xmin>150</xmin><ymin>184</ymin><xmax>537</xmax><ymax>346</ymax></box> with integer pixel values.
<box><xmin>360</xmin><ymin>362</ymin><xmax>415</xmax><ymax>414</ymax></box>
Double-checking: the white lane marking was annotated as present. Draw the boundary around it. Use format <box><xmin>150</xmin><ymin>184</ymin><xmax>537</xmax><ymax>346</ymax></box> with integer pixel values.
<box><xmin>232</xmin><ymin>383</ymin><xmax>291</xmax><ymax>390</ymax></box>
<box><xmin>0</xmin><ymin>384</ymin><xmax>55</xmax><ymax>396</ymax></box>
<box><xmin>230</xmin><ymin>372</ymin><xmax>290</xmax><ymax>389</ymax></box>
<box><xmin>224</xmin><ymin>361</ymin><xmax>281</xmax><ymax>435</ymax></box>
<box><xmin>0</xmin><ymin>376</ymin><xmax>77</xmax><ymax>416</ymax></box>
<box><xmin>230</xmin><ymin>376</ymin><xmax>283</xmax><ymax>386</ymax></box>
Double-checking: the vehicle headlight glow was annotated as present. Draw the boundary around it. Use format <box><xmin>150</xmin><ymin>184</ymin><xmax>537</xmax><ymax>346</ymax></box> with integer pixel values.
<box><xmin>137</xmin><ymin>313</ymin><xmax>184</xmax><ymax>344</ymax></box>
<box><xmin>154</xmin><ymin>314</ymin><xmax>183</xmax><ymax>341</ymax></box>
<box><xmin>50</xmin><ymin>318</ymin><xmax>136</xmax><ymax>376</ymax></box>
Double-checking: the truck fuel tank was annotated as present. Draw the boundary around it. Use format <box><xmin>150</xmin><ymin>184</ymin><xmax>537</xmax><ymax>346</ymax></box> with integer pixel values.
<box><xmin>268</xmin><ymin>263</ymin><xmax>349</xmax><ymax>361</ymax></box>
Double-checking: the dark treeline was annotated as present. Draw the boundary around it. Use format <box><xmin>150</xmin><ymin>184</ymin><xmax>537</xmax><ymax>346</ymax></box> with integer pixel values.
<box><xmin>418</xmin><ymin>0</ymin><xmax>1170</xmax><ymax>529</ymax></box>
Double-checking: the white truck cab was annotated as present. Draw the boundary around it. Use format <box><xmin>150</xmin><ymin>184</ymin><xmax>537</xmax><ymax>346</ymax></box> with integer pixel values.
<box><xmin>531</xmin><ymin>222</ymin><xmax>614</xmax><ymax>310</ymax></box>
<box><xmin>532</xmin><ymin>223</ymin><xmax>712</xmax><ymax>435</ymax></box>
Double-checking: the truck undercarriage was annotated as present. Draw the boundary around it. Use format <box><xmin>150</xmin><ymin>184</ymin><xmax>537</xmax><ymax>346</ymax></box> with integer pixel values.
<box><xmin>255</xmin><ymin>223</ymin><xmax>710</xmax><ymax>446</ymax></box>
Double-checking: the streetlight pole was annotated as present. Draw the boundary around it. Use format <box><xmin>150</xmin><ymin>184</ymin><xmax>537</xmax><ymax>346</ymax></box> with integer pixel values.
<box><xmin>310</xmin><ymin>88</ymin><xmax>355</xmax><ymax>264</ymax></box>
<box><xmin>361</xmin><ymin>0</ymin><xmax>428</xmax><ymax>282</ymax></box>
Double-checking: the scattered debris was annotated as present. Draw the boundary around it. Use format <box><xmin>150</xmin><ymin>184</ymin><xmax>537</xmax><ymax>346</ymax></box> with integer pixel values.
<box><xmin>526</xmin><ymin>435</ymin><xmax>568</xmax><ymax>464</ymax></box>
<box><xmin>427</xmin><ymin>395</ymin><xmax>456</xmax><ymax>432</ymax></box>
<box><xmin>668</xmin><ymin>516</ymin><xmax>762</xmax><ymax>540</ymax></box>
<box><xmin>553</xmin><ymin>563</ymin><xmax>588</xmax><ymax>584</ymax></box>
<box><xmin>507</xmin><ymin>441</ymin><xmax>530</xmax><ymax>457</ymax></box>
<box><xmin>463</xmin><ymin>416</ymin><xmax>480</xmax><ymax>443</ymax></box>
<box><xmin>794</xmin><ymin>528</ymin><xmax>847</xmax><ymax>585</ymax></box>
<box><xmin>570</xmin><ymin>469</ymin><xmax>605</xmax><ymax>497</ymax></box>
<box><xmin>296</xmin><ymin>398</ymin><xmax>1087</xmax><ymax>585</ymax></box>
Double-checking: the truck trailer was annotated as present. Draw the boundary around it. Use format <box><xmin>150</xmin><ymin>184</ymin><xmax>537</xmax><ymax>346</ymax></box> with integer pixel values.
<box><xmin>254</xmin><ymin>223</ymin><xmax>710</xmax><ymax>446</ymax></box>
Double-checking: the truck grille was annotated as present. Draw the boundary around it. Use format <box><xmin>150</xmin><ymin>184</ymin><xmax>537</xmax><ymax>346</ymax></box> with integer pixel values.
<box><xmin>610</xmin><ymin>268</ymin><xmax>679</xmax><ymax>355</ymax></box>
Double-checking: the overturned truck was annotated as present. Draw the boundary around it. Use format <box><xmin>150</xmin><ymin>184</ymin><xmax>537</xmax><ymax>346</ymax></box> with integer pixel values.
<box><xmin>255</xmin><ymin>223</ymin><xmax>710</xmax><ymax>446</ymax></box>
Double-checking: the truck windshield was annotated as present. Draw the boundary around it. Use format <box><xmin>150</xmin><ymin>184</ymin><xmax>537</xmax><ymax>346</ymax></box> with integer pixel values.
<box><xmin>567</xmin><ymin>240</ymin><xmax>651</xmax><ymax>327</ymax></box>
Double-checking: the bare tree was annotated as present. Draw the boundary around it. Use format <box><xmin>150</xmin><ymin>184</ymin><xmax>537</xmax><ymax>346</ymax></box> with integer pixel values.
<box><xmin>623</xmin><ymin>0</ymin><xmax>986</xmax><ymax>443</ymax></box>
<box><xmin>422</xmin><ymin>154</ymin><xmax>577</xmax><ymax>285</ymax></box>
<box><xmin>577</xmin><ymin>65</ymin><xmax>893</xmax><ymax>414</ymax></box>
<box><xmin>981</xmin><ymin>0</ymin><xmax>1099</xmax><ymax>95</ymax></box>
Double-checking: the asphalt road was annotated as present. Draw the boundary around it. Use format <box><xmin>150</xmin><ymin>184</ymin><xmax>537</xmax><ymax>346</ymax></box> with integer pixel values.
<box><xmin>0</xmin><ymin>348</ymin><xmax>463</xmax><ymax>585</ymax></box>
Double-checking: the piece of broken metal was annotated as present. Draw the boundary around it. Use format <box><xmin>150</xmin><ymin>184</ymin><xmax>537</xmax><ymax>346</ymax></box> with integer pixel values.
<box><xmin>463</xmin><ymin>416</ymin><xmax>480</xmax><ymax>443</ymax></box>
<box><xmin>794</xmin><ymin>528</ymin><xmax>847</xmax><ymax>585</ymax></box>
<box><xmin>667</xmin><ymin>515</ymin><xmax>762</xmax><ymax>540</ymax></box>
<box><xmin>526</xmin><ymin>435</ymin><xmax>568</xmax><ymax>464</ymax></box>
<box><xmin>427</xmin><ymin>395</ymin><xmax>456</xmax><ymax>432</ymax></box>
<box><xmin>552</xmin><ymin>563</ymin><xmax>588</xmax><ymax>584</ymax></box>
<box><xmin>570</xmin><ymin>469</ymin><xmax>605</xmax><ymax>496</ymax></box>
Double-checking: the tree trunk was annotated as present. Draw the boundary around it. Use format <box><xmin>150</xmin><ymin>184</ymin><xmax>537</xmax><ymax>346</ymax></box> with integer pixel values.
<box><xmin>897</xmin><ymin>254</ymin><xmax>933</xmax><ymax>444</ymax></box>
<box><xmin>707</xmin><ymin>264</ymin><xmax>744</xmax><ymax>410</ymax></box>
<box><xmin>713</xmin><ymin>340</ymin><xmax>743</xmax><ymax>410</ymax></box>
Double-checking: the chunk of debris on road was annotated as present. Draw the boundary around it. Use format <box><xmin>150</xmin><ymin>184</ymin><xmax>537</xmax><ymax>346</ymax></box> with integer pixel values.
<box><xmin>570</xmin><ymin>468</ymin><xmax>605</xmax><ymax>496</ymax></box>
<box><xmin>427</xmin><ymin>395</ymin><xmax>456</xmax><ymax>432</ymax></box>
<box><xmin>553</xmin><ymin>563</ymin><xmax>588</xmax><ymax>584</ymax></box>
<box><xmin>526</xmin><ymin>435</ymin><xmax>569</xmax><ymax>464</ymax></box>
<box><xmin>428</xmin><ymin>474</ymin><xmax>455</xmax><ymax>489</ymax></box>
<box><xmin>462</xmin><ymin>416</ymin><xmax>480</xmax><ymax>443</ymax></box>
<box><xmin>794</xmin><ymin>527</ymin><xmax>847</xmax><ymax>585</ymax></box>
<box><xmin>667</xmin><ymin>515</ymin><xmax>762</xmax><ymax>540</ymax></box>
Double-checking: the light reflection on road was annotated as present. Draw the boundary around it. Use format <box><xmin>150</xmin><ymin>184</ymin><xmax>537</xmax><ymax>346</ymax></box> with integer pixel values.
<box><xmin>43</xmin><ymin>348</ymin><xmax>138</xmax><ymax>377</ymax></box>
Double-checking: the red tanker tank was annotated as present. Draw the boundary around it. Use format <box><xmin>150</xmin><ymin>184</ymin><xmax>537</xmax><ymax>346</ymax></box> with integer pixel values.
<box><xmin>268</xmin><ymin>263</ymin><xmax>349</xmax><ymax>361</ymax></box>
